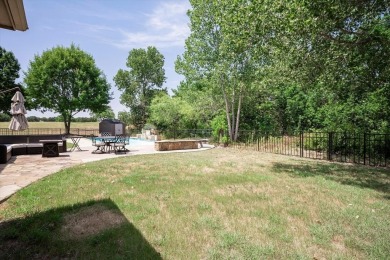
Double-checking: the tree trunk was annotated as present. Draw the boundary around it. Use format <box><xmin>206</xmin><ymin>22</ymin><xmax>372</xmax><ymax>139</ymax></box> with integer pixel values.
<box><xmin>231</xmin><ymin>86</ymin><xmax>235</xmax><ymax>141</ymax></box>
<box><xmin>221</xmin><ymin>75</ymin><xmax>232</xmax><ymax>140</ymax></box>
<box><xmin>63</xmin><ymin>114</ymin><xmax>71</xmax><ymax>135</ymax></box>
<box><xmin>234</xmin><ymin>83</ymin><xmax>244</xmax><ymax>141</ymax></box>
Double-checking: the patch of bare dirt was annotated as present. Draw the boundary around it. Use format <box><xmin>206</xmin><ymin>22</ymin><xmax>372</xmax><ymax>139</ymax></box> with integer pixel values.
<box><xmin>202</xmin><ymin>166</ymin><xmax>215</xmax><ymax>173</ymax></box>
<box><xmin>213</xmin><ymin>183</ymin><xmax>274</xmax><ymax>197</ymax></box>
<box><xmin>61</xmin><ymin>204</ymin><xmax>127</xmax><ymax>239</ymax></box>
<box><xmin>332</xmin><ymin>235</ymin><xmax>346</xmax><ymax>251</ymax></box>
<box><xmin>308</xmin><ymin>245</ymin><xmax>328</xmax><ymax>260</ymax></box>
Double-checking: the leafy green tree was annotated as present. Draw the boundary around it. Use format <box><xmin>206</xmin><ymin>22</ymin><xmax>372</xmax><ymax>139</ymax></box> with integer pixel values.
<box><xmin>256</xmin><ymin>1</ymin><xmax>389</xmax><ymax>133</ymax></box>
<box><xmin>179</xmin><ymin>0</ymin><xmax>389</xmax><ymax>134</ymax></box>
<box><xmin>24</xmin><ymin>44</ymin><xmax>112</xmax><ymax>134</ymax></box>
<box><xmin>118</xmin><ymin>111</ymin><xmax>132</xmax><ymax>126</ymax></box>
<box><xmin>210</xmin><ymin>114</ymin><xmax>227</xmax><ymax>143</ymax></box>
<box><xmin>173</xmin><ymin>80</ymin><xmax>220</xmax><ymax>129</ymax></box>
<box><xmin>0</xmin><ymin>47</ymin><xmax>22</xmax><ymax>114</ymax></box>
<box><xmin>90</xmin><ymin>106</ymin><xmax>115</xmax><ymax>122</ymax></box>
<box><xmin>149</xmin><ymin>93</ymin><xmax>195</xmax><ymax>133</ymax></box>
<box><xmin>114</xmin><ymin>46</ymin><xmax>166</xmax><ymax>130</ymax></box>
<box><xmin>0</xmin><ymin>113</ymin><xmax>11</xmax><ymax>122</ymax></box>
<box><xmin>176</xmin><ymin>1</ymin><xmax>260</xmax><ymax>141</ymax></box>
<box><xmin>26</xmin><ymin>116</ymin><xmax>39</xmax><ymax>122</ymax></box>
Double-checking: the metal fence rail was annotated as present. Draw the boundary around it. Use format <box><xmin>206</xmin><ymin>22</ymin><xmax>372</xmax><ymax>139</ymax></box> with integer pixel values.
<box><xmin>161</xmin><ymin>129</ymin><xmax>389</xmax><ymax>167</ymax></box>
<box><xmin>0</xmin><ymin>128</ymin><xmax>100</xmax><ymax>137</ymax></box>
<box><xmin>230</xmin><ymin>131</ymin><xmax>389</xmax><ymax>167</ymax></box>
<box><xmin>3</xmin><ymin>127</ymin><xmax>387</xmax><ymax>167</ymax></box>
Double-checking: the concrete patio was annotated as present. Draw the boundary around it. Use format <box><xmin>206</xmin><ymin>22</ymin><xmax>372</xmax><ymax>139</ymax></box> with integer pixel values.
<box><xmin>0</xmin><ymin>138</ymin><xmax>214</xmax><ymax>202</ymax></box>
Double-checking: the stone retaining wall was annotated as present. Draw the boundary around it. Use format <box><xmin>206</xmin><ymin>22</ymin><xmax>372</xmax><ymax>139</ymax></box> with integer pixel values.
<box><xmin>155</xmin><ymin>140</ymin><xmax>199</xmax><ymax>151</ymax></box>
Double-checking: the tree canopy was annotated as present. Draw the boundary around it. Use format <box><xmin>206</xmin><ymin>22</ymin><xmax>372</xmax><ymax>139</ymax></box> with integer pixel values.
<box><xmin>114</xmin><ymin>46</ymin><xmax>166</xmax><ymax>130</ymax></box>
<box><xmin>90</xmin><ymin>106</ymin><xmax>115</xmax><ymax>122</ymax></box>
<box><xmin>149</xmin><ymin>93</ymin><xmax>195</xmax><ymax>133</ymax></box>
<box><xmin>24</xmin><ymin>44</ymin><xmax>112</xmax><ymax>134</ymax></box>
<box><xmin>0</xmin><ymin>47</ymin><xmax>22</xmax><ymax>114</ymax></box>
<box><xmin>174</xmin><ymin>0</ymin><xmax>390</xmax><ymax>135</ymax></box>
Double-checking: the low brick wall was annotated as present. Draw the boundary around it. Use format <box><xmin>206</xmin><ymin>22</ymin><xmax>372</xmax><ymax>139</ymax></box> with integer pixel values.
<box><xmin>155</xmin><ymin>140</ymin><xmax>200</xmax><ymax>151</ymax></box>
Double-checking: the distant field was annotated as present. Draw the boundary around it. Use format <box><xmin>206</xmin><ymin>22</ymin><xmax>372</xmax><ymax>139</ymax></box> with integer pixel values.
<box><xmin>0</xmin><ymin>122</ymin><xmax>98</xmax><ymax>129</ymax></box>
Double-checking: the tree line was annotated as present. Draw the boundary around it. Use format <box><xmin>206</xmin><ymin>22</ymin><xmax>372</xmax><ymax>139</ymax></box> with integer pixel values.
<box><xmin>1</xmin><ymin>1</ymin><xmax>389</xmax><ymax>136</ymax></box>
<box><xmin>172</xmin><ymin>0</ymin><xmax>390</xmax><ymax>140</ymax></box>
<box><xmin>122</xmin><ymin>1</ymin><xmax>390</xmax><ymax>139</ymax></box>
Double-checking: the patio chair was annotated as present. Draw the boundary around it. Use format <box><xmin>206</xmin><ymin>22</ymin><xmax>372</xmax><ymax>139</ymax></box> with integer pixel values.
<box><xmin>100</xmin><ymin>132</ymin><xmax>114</xmax><ymax>152</ymax></box>
<box><xmin>91</xmin><ymin>135</ymin><xmax>106</xmax><ymax>153</ymax></box>
<box><xmin>114</xmin><ymin>134</ymin><xmax>128</xmax><ymax>154</ymax></box>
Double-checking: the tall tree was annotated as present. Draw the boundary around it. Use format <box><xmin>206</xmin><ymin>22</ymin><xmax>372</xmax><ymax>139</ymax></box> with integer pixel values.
<box><xmin>173</xmin><ymin>80</ymin><xmax>221</xmax><ymax>129</ymax></box>
<box><xmin>0</xmin><ymin>47</ymin><xmax>22</xmax><ymax>114</ymax></box>
<box><xmin>118</xmin><ymin>111</ymin><xmax>132</xmax><ymax>127</ymax></box>
<box><xmin>90</xmin><ymin>106</ymin><xmax>115</xmax><ymax>122</ymax></box>
<box><xmin>245</xmin><ymin>0</ymin><xmax>390</xmax><ymax>132</ymax></box>
<box><xmin>176</xmin><ymin>0</ymin><xmax>260</xmax><ymax>141</ymax></box>
<box><xmin>114</xmin><ymin>46</ymin><xmax>166</xmax><ymax>130</ymax></box>
<box><xmin>179</xmin><ymin>0</ymin><xmax>390</xmax><ymax>134</ymax></box>
<box><xmin>24</xmin><ymin>44</ymin><xmax>112</xmax><ymax>134</ymax></box>
<box><xmin>149</xmin><ymin>93</ymin><xmax>195</xmax><ymax>133</ymax></box>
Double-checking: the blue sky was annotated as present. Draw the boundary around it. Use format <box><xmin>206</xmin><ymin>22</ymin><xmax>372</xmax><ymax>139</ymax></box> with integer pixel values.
<box><xmin>0</xmin><ymin>0</ymin><xmax>191</xmax><ymax>118</ymax></box>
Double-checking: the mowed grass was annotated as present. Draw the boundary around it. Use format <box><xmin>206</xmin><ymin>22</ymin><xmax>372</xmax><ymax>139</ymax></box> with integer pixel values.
<box><xmin>0</xmin><ymin>121</ymin><xmax>98</xmax><ymax>129</ymax></box>
<box><xmin>0</xmin><ymin>149</ymin><xmax>389</xmax><ymax>259</ymax></box>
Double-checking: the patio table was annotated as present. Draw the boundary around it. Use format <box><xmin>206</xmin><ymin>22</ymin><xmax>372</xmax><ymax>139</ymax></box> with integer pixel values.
<box><xmin>69</xmin><ymin>135</ymin><xmax>83</xmax><ymax>152</ymax></box>
<box><xmin>39</xmin><ymin>139</ymin><xmax>61</xmax><ymax>157</ymax></box>
<box><xmin>98</xmin><ymin>136</ymin><xmax>117</xmax><ymax>153</ymax></box>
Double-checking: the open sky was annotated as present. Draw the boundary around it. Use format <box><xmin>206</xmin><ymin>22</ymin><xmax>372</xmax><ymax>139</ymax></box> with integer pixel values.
<box><xmin>0</xmin><ymin>0</ymin><xmax>191</xmax><ymax>118</ymax></box>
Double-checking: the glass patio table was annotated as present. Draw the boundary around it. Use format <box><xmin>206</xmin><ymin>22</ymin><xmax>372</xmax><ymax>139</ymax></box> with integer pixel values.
<box><xmin>97</xmin><ymin>136</ymin><xmax>118</xmax><ymax>153</ymax></box>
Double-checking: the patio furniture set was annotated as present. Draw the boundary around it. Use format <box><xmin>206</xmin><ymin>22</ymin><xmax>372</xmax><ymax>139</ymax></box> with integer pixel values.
<box><xmin>91</xmin><ymin>133</ymin><xmax>129</xmax><ymax>154</ymax></box>
<box><xmin>0</xmin><ymin>134</ymin><xmax>67</xmax><ymax>164</ymax></box>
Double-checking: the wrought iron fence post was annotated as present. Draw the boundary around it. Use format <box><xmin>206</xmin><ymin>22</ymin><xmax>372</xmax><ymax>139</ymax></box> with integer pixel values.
<box><xmin>363</xmin><ymin>133</ymin><xmax>367</xmax><ymax>165</ymax></box>
<box><xmin>300</xmin><ymin>131</ymin><xmax>304</xmax><ymax>157</ymax></box>
<box><xmin>328</xmin><ymin>132</ymin><xmax>333</xmax><ymax>161</ymax></box>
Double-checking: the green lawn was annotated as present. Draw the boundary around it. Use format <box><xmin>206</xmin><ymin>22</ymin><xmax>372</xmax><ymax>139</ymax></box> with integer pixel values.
<box><xmin>0</xmin><ymin>149</ymin><xmax>389</xmax><ymax>259</ymax></box>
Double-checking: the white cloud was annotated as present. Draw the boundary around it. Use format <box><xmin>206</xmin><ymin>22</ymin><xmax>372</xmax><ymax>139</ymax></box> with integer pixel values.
<box><xmin>112</xmin><ymin>2</ymin><xmax>191</xmax><ymax>49</ymax></box>
<box><xmin>72</xmin><ymin>22</ymin><xmax>117</xmax><ymax>33</ymax></box>
<box><xmin>67</xmin><ymin>1</ymin><xmax>190</xmax><ymax>50</ymax></box>
<box><xmin>67</xmin><ymin>1</ymin><xmax>136</xmax><ymax>22</ymax></box>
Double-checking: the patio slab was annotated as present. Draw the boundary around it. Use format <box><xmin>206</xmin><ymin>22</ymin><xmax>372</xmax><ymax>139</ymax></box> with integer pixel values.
<box><xmin>0</xmin><ymin>138</ymin><xmax>214</xmax><ymax>203</ymax></box>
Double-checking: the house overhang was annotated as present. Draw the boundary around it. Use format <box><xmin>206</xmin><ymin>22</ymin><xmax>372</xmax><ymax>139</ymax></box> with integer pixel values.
<box><xmin>0</xmin><ymin>0</ymin><xmax>28</xmax><ymax>31</ymax></box>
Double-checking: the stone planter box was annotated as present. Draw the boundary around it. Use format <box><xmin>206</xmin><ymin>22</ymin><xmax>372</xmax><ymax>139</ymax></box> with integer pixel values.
<box><xmin>155</xmin><ymin>140</ymin><xmax>200</xmax><ymax>151</ymax></box>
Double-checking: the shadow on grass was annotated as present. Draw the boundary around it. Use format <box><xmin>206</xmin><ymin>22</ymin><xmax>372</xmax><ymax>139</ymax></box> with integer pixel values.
<box><xmin>0</xmin><ymin>199</ymin><xmax>162</xmax><ymax>259</ymax></box>
<box><xmin>272</xmin><ymin>161</ymin><xmax>390</xmax><ymax>195</ymax></box>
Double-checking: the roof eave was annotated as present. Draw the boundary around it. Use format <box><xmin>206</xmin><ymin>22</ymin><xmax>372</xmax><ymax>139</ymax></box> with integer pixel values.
<box><xmin>0</xmin><ymin>0</ymin><xmax>28</xmax><ymax>31</ymax></box>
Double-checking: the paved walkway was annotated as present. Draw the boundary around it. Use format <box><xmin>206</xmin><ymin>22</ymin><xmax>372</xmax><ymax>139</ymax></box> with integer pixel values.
<box><xmin>0</xmin><ymin>138</ymin><xmax>214</xmax><ymax>203</ymax></box>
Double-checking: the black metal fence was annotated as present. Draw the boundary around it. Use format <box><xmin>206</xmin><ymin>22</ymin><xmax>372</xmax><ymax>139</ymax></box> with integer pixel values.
<box><xmin>230</xmin><ymin>131</ymin><xmax>389</xmax><ymax>167</ymax></box>
<box><xmin>2</xmin><ymin>127</ymin><xmax>388</xmax><ymax>167</ymax></box>
<box><xmin>0</xmin><ymin>128</ymin><xmax>99</xmax><ymax>137</ymax></box>
<box><xmin>160</xmin><ymin>129</ymin><xmax>389</xmax><ymax>167</ymax></box>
